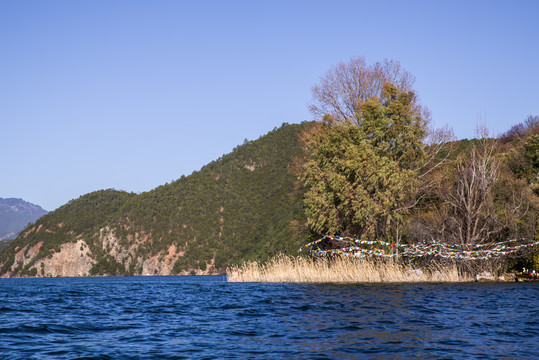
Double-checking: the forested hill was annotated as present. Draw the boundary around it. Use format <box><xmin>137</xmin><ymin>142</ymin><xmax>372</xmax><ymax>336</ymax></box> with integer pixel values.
<box><xmin>0</xmin><ymin>122</ymin><xmax>313</xmax><ymax>277</ymax></box>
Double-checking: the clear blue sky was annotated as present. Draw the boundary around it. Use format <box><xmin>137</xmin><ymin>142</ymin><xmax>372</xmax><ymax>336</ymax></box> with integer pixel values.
<box><xmin>1</xmin><ymin>0</ymin><xmax>538</xmax><ymax>211</ymax></box>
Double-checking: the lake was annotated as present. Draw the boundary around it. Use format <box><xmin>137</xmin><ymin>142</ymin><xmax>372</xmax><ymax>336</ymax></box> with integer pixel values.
<box><xmin>0</xmin><ymin>276</ymin><xmax>537</xmax><ymax>359</ymax></box>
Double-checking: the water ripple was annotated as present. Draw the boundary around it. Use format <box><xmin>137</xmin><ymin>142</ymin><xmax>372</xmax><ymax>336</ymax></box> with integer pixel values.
<box><xmin>0</xmin><ymin>277</ymin><xmax>537</xmax><ymax>359</ymax></box>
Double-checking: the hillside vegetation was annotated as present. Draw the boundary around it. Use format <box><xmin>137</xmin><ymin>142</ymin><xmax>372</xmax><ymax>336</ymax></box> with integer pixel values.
<box><xmin>0</xmin><ymin>118</ymin><xmax>537</xmax><ymax>278</ymax></box>
<box><xmin>0</xmin><ymin>123</ymin><xmax>313</xmax><ymax>277</ymax></box>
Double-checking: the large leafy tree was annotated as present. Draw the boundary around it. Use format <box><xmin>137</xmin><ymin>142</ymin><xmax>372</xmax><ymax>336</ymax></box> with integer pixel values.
<box><xmin>302</xmin><ymin>83</ymin><xmax>428</xmax><ymax>240</ymax></box>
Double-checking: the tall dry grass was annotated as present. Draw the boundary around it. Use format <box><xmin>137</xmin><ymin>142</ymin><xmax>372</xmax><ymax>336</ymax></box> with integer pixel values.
<box><xmin>227</xmin><ymin>255</ymin><xmax>474</xmax><ymax>283</ymax></box>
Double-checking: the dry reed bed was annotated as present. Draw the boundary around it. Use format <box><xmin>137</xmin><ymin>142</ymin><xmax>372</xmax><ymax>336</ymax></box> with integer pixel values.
<box><xmin>227</xmin><ymin>255</ymin><xmax>474</xmax><ymax>283</ymax></box>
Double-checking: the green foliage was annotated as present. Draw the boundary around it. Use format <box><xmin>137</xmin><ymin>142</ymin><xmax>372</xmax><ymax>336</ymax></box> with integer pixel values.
<box><xmin>0</xmin><ymin>123</ymin><xmax>313</xmax><ymax>276</ymax></box>
<box><xmin>523</xmin><ymin>134</ymin><xmax>539</xmax><ymax>195</ymax></box>
<box><xmin>0</xmin><ymin>239</ymin><xmax>11</xmax><ymax>252</ymax></box>
<box><xmin>2</xmin><ymin>116</ymin><xmax>535</xmax><ymax>277</ymax></box>
<box><xmin>524</xmin><ymin>134</ymin><xmax>539</xmax><ymax>168</ymax></box>
<box><xmin>0</xmin><ymin>189</ymin><xmax>135</xmax><ymax>274</ymax></box>
<box><xmin>502</xmin><ymin>116</ymin><xmax>539</xmax><ymax>194</ymax></box>
<box><xmin>302</xmin><ymin>83</ymin><xmax>427</xmax><ymax>240</ymax></box>
<box><xmin>90</xmin><ymin>256</ymin><xmax>126</xmax><ymax>276</ymax></box>
<box><xmin>112</xmin><ymin>122</ymin><xmax>312</xmax><ymax>273</ymax></box>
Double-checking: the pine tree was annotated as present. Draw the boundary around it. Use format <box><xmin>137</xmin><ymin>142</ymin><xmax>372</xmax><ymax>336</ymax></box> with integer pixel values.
<box><xmin>302</xmin><ymin>83</ymin><xmax>427</xmax><ymax>241</ymax></box>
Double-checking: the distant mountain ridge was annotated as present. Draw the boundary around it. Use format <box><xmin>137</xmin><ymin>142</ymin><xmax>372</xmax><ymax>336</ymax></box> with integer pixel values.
<box><xmin>0</xmin><ymin>198</ymin><xmax>48</xmax><ymax>247</ymax></box>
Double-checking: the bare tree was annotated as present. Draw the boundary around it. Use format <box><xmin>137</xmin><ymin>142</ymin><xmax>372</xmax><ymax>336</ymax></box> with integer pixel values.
<box><xmin>309</xmin><ymin>57</ymin><xmax>416</xmax><ymax>124</ymax></box>
<box><xmin>444</xmin><ymin>126</ymin><xmax>500</xmax><ymax>245</ymax></box>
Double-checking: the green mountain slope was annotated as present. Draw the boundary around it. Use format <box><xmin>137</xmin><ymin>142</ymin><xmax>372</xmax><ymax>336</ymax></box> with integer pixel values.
<box><xmin>0</xmin><ymin>190</ymin><xmax>136</xmax><ymax>276</ymax></box>
<box><xmin>0</xmin><ymin>122</ymin><xmax>313</xmax><ymax>277</ymax></box>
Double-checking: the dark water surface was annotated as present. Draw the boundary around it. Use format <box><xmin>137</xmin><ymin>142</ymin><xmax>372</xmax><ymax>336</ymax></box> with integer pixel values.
<box><xmin>0</xmin><ymin>276</ymin><xmax>537</xmax><ymax>359</ymax></box>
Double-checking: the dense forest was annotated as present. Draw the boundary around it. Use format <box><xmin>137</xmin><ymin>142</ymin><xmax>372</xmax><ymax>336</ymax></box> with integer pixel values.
<box><xmin>0</xmin><ymin>123</ymin><xmax>313</xmax><ymax>276</ymax></box>
<box><xmin>0</xmin><ymin>57</ymin><xmax>537</xmax><ymax>278</ymax></box>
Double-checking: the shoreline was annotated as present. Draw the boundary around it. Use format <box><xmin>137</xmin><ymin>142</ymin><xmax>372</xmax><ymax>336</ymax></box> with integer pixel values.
<box><xmin>226</xmin><ymin>255</ymin><xmax>522</xmax><ymax>283</ymax></box>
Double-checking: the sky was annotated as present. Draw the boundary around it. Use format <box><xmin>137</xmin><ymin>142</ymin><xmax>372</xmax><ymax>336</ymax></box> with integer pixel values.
<box><xmin>1</xmin><ymin>0</ymin><xmax>538</xmax><ymax>211</ymax></box>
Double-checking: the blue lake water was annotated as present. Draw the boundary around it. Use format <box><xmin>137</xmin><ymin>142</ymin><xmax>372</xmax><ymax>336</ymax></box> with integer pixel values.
<box><xmin>0</xmin><ymin>276</ymin><xmax>537</xmax><ymax>359</ymax></box>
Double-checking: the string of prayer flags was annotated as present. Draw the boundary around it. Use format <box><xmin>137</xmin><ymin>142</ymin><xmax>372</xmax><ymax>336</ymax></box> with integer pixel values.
<box><xmin>298</xmin><ymin>236</ymin><xmax>539</xmax><ymax>261</ymax></box>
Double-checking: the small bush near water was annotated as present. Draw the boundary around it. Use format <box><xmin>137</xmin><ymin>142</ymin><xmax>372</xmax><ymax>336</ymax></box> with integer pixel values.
<box><xmin>227</xmin><ymin>255</ymin><xmax>479</xmax><ymax>283</ymax></box>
